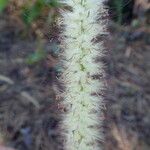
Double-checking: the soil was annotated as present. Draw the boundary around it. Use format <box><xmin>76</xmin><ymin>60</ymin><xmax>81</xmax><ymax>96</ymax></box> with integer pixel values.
<box><xmin>105</xmin><ymin>23</ymin><xmax>150</xmax><ymax>150</ymax></box>
<box><xmin>0</xmin><ymin>14</ymin><xmax>150</xmax><ymax>150</ymax></box>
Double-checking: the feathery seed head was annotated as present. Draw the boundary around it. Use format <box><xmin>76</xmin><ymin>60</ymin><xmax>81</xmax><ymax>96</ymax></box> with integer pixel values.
<box><xmin>60</xmin><ymin>0</ymin><xmax>107</xmax><ymax>149</ymax></box>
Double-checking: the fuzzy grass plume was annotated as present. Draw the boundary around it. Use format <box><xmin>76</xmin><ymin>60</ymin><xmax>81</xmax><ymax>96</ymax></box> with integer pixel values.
<box><xmin>59</xmin><ymin>0</ymin><xmax>107</xmax><ymax>149</ymax></box>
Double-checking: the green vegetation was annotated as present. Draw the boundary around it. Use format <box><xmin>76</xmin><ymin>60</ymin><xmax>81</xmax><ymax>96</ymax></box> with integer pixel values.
<box><xmin>0</xmin><ymin>0</ymin><xmax>9</xmax><ymax>12</ymax></box>
<box><xmin>0</xmin><ymin>0</ymin><xmax>60</xmax><ymax>26</ymax></box>
<box><xmin>114</xmin><ymin>0</ymin><xmax>123</xmax><ymax>24</ymax></box>
<box><xmin>22</xmin><ymin>0</ymin><xmax>60</xmax><ymax>26</ymax></box>
<box><xmin>109</xmin><ymin>0</ymin><xmax>124</xmax><ymax>24</ymax></box>
<box><xmin>26</xmin><ymin>47</ymin><xmax>46</xmax><ymax>65</ymax></box>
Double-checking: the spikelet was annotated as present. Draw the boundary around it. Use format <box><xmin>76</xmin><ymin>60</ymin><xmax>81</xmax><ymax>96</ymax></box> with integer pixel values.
<box><xmin>59</xmin><ymin>0</ymin><xmax>107</xmax><ymax>150</ymax></box>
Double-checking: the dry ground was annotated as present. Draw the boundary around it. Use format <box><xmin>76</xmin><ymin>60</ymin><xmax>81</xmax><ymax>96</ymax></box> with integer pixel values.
<box><xmin>0</xmin><ymin>14</ymin><xmax>150</xmax><ymax>150</ymax></box>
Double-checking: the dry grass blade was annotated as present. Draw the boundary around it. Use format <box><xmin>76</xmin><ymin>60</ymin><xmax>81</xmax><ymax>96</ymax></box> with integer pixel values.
<box><xmin>0</xmin><ymin>75</ymin><xmax>14</xmax><ymax>85</ymax></box>
<box><xmin>21</xmin><ymin>91</ymin><xmax>40</xmax><ymax>108</ymax></box>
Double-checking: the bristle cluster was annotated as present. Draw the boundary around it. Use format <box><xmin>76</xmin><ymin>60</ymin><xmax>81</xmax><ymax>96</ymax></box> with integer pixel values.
<box><xmin>60</xmin><ymin>0</ymin><xmax>107</xmax><ymax>150</ymax></box>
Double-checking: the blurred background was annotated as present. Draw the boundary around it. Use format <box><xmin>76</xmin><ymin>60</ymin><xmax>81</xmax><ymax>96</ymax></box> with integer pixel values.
<box><xmin>0</xmin><ymin>0</ymin><xmax>149</xmax><ymax>150</ymax></box>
